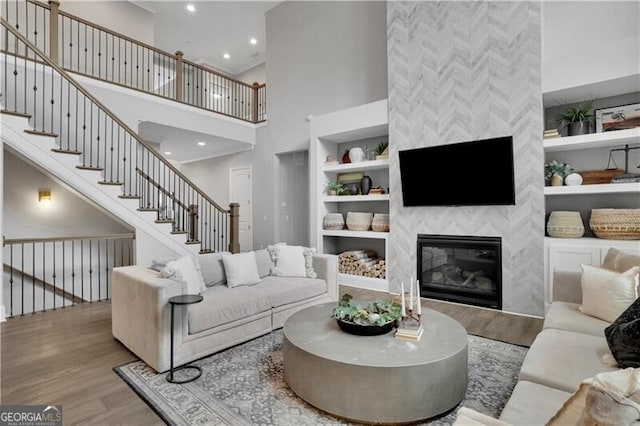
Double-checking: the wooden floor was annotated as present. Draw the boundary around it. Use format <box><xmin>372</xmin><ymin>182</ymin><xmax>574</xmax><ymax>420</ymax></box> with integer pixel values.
<box><xmin>1</xmin><ymin>286</ymin><xmax>542</xmax><ymax>425</ymax></box>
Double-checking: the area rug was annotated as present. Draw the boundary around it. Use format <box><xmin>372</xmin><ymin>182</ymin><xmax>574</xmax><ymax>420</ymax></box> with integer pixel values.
<box><xmin>114</xmin><ymin>330</ymin><xmax>527</xmax><ymax>425</ymax></box>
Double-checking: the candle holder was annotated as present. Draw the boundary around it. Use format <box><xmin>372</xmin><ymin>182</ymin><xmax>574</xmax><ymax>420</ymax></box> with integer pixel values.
<box><xmin>395</xmin><ymin>307</ymin><xmax>423</xmax><ymax>341</ymax></box>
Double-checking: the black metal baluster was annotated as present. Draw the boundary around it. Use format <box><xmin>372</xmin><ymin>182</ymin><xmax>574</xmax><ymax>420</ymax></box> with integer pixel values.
<box><xmin>42</xmin><ymin>242</ymin><xmax>45</xmax><ymax>311</ymax></box>
<box><xmin>62</xmin><ymin>240</ymin><xmax>65</xmax><ymax>308</ymax></box>
<box><xmin>81</xmin><ymin>239</ymin><xmax>84</xmax><ymax>301</ymax></box>
<box><xmin>98</xmin><ymin>239</ymin><xmax>101</xmax><ymax>301</ymax></box>
<box><xmin>9</xmin><ymin>244</ymin><xmax>14</xmax><ymax>317</ymax></box>
<box><xmin>52</xmin><ymin>241</ymin><xmax>56</xmax><ymax>310</ymax></box>
<box><xmin>89</xmin><ymin>239</ymin><xmax>93</xmax><ymax>302</ymax></box>
<box><xmin>72</xmin><ymin>240</ymin><xmax>76</xmax><ymax>306</ymax></box>
<box><xmin>32</xmin><ymin>243</ymin><xmax>35</xmax><ymax>314</ymax></box>
<box><xmin>20</xmin><ymin>243</ymin><xmax>24</xmax><ymax>315</ymax></box>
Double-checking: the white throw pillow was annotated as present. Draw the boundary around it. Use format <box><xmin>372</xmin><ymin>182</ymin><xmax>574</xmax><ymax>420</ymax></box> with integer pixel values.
<box><xmin>160</xmin><ymin>255</ymin><xmax>206</xmax><ymax>295</ymax></box>
<box><xmin>271</xmin><ymin>245</ymin><xmax>307</xmax><ymax>277</ymax></box>
<box><xmin>222</xmin><ymin>252</ymin><xmax>261</xmax><ymax>288</ymax></box>
<box><xmin>579</xmin><ymin>265</ymin><xmax>640</xmax><ymax>323</ymax></box>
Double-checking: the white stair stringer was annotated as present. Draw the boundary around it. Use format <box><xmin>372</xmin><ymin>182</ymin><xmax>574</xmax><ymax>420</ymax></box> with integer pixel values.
<box><xmin>1</xmin><ymin>113</ymin><xmax>198</xmax><ymax>259</ymax></box>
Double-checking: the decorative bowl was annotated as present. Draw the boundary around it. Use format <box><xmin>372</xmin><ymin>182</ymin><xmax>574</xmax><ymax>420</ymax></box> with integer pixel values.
<box><xmin>336</xmin><ymin>319</ymin><xmax>396</xmax><ymax>336</ymax></box>
<box><xmin>346</xmin><ymin>212</ymin><xmax>373</xmax><ymax>231</ymax></box>
<box><xmin>371</xmin><ymin>213</ymin><xmax>390</xmax><ymax>232</ymax></box>
<box><xmin>323</xmin><ymin>213</ymin><xmax>345</xmax><ymax>230</ymax></box>
<box><xmin>589</xmin><ymin>209</ymin><xmax>640</xmax><ymax>240</ymax></box>
<box><xmin>546</xmin><ymin>211</ymin><xmax>584</xmax><ymax>238</ymax></box>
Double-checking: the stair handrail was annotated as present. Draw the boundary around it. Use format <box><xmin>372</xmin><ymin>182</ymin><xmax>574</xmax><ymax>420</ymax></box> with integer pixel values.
<box><xmin>3</xmin><ymin>232</ymin><xmax>135</xmax><ymax>245</ymax></box>
<box><xmin>1</xmin><ymin>16</ymin><xmax>230</xmax><ymax>214</ymax></box>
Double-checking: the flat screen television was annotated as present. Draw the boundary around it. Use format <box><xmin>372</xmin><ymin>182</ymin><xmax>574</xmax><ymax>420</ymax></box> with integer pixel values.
<box><xmin>398</xmin><ymin>136</ymin><xmax>515</xmax><ymax>206</ymax></box>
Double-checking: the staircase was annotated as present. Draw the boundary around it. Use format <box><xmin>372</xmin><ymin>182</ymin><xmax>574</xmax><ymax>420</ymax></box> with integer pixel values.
<box><xmin>1</xmin><ymin>17</ymin><xmax>239</xmax><ymax>258</ymax></box>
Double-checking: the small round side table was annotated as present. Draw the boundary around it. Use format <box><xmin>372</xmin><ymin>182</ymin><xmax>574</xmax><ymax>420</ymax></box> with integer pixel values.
<box><xmin>167</xmin><ymin>294</ymin><xmax>204</xmax><ymax>384</ymax></box>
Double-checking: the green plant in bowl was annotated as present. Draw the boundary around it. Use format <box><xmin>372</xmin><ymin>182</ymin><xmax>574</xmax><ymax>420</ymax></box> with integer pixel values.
<box><xmin>332</xmin><ymin>294</ymin><xmax>401</xmax><ymax>326</ymax></box>
<box><xmin>555</xmin><ymin>101</ymin><xmax>594</xmax><ymax>135</ymax></box>
<box><xmin>374</xmin><ymin>141</ymin><xmax>389</xmax><ymax>156</ymax></box>
<box><xmin>327</xmin><ymin>182</ymin><xmax>347</xmax><ymax>196</ymax></box>
<box><xmin>544</xmin><ymin>160</ymin><xmax>573</xmax><ymax>180</ymax></box>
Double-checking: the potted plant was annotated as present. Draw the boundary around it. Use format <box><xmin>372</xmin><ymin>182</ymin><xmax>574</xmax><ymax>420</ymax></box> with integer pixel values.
<box><xmin>327</xmin><ymin>182</ymin><xmax>347</xmax><ymax>196</ymax></box>
<box><xmin>555</xmin><ymin>101</ymin><xmax>594</xmax><ymax>136</ymax></box>
<box><xmin>374</xmin><ymin>141</ymin><xmax>389</xmax><ymax>160</ymax></box>
<box><xmin>544</xmin><ymin>160</ymin><xmax>573</xmax><ymax>186</ymax></box>
<box><xmin>332</xmin><ymin>294</ymin><xmax>402</xmax><ymax>335</ymax></box>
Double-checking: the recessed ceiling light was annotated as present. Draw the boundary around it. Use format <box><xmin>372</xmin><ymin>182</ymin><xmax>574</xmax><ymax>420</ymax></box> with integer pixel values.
<box><xmin>250</xmin><ymin>38</ymin><xmax>257</xmax><ymax>45</ymax></box>
<box><xmin>223</xmin><ymin>53</ymin><xmax>230</xmax><ymax>59</ymax></box>
<box><xmin>197</xmin><ymin>142</ymin><xmax>206</xmax><ymax>146</ymax></box>
<box><xmin>186</xmin><ymin>4</ymin><xmax>195</xmax><ymax>12</ymax></box>
<box><xmin>164</xmin><ymin>151</ymin><xmax>172</xmax><ymax>155</ymax></box>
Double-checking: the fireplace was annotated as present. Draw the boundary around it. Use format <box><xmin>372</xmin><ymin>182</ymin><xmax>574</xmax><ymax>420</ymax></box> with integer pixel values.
<box><xmin>417</xmin><ymin>235</ymin><xmax>502</xmax><ymax>310</ymax></box>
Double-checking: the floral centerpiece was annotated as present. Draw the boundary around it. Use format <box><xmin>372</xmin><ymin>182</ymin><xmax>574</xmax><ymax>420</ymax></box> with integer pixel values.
<box><xmin>331</xmin><ymin>294</ymin><xmax>402</xmax><ymax>335</ymax></box>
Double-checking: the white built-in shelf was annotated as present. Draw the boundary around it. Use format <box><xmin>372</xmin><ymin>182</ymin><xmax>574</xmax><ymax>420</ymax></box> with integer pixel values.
<box><xmin>323</xmin><ymin>158</ymin><xmax>389</xmax><ymax>173</ymax></box>
<box><xmin>544</xmin><ymin>236</ymin><xmax>640</xmax><ymax>250</ymax></box>
<box><xmin>338</xmin><ymin>273</ymin><xmax>388</xmax><ymax>292</ymax></box>
<box><xmin>322</xmin><ymin>230</ymin><xmax>389</xmax><ymax>240</ymax></box>
<box><xmin>323</xmin><ymin>194</ymin><xmax>390</xmax><ymax>202</ymax></box>
<box><xmin>544</xmin><ymin>182</ymin><xmax>640</xmax><ymax>195</ymax></box>
<box><xmin>543</xmin><ymin>128</ymin><xmax>640</xmax><ymax>153</ymax></box>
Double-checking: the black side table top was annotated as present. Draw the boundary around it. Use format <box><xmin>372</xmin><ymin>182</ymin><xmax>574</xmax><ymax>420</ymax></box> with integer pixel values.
<box><xmin>169</xmin><ymin>294</ymin><xmax>203</xmax><ymax>305</ymax></box>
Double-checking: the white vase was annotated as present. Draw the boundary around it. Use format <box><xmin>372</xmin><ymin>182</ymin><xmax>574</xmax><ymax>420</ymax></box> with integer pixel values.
<box><xmin>564</xmin><ymin>173</ymin><xmax>583</xmax><ymax>186</ymax></box>
<box><xmin>348</xmin><ymin>147</ymin><xmax>365</xmax><ymax>163</ymax></box>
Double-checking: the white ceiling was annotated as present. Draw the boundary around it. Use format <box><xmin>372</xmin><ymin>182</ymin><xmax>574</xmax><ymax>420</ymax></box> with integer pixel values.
<box><xmin>134</xmin><ymin>0</ymin><xmax>281</xmax><ymax>76</ymax></box>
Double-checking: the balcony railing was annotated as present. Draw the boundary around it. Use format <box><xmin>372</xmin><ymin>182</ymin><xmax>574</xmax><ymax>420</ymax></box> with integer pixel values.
<box><xmin>2</xmin><ymin>0</ymin><xmax>266</xmax><ymax>123</ymax></box>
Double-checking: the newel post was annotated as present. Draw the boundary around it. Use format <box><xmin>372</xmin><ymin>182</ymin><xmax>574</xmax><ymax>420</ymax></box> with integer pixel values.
<box><xmin>174</xmin><ymin>51</ymin><xmax>184</xmax><ymax>102</ymax></box>
<box><xmin>252</xmin><ymin>82</ymin><xmax>259</xmax><ymax>123</ymax></box>
<box><xmin>229</xmin><ymin>203</ymin><xmax>240</xmax><ymax>254</ymax></box>
<box><xmin>48</xmin><ymin>0</ymin><xmax>60</xmax><ymax>64</ymax></box>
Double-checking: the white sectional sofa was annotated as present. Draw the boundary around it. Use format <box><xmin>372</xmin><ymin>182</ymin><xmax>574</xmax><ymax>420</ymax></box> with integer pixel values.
<box><xmin>111</xmin><ymin>249</ymin><xmax>338</xmax><ymax>373</ymax></box>
<box><xmin>455</xmin><ymin>247</ymin><xmax>640</xmax><ymax>425</ymax></box>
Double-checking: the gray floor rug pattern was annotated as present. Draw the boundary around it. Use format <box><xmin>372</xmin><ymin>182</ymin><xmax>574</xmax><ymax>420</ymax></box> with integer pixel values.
<box><xmin>114</xmin><ymin>330</ymin><xmax>527</xmax><ymax>425</ymax></box>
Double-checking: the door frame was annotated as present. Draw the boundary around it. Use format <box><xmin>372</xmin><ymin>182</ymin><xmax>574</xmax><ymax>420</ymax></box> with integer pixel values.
<box><xmin>229</xmin><ymin>165</ymin><xmax>253</xmax><ymax>252</ymax></box>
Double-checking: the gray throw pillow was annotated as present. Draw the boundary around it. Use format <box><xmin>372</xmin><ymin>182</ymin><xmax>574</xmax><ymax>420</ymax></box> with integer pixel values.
<box><xmin>604</xmin><ymin>296</ymin><xmax>640</xmax><ymax>368</ymax></box>
<box><xmin>149</xmin><ymin>256</ymin><xmax>176</xmax><ymax>272</ymax></box>
<box><xmin>197</xmin><ymin>252</ymin><xmax>228</xmax><ymax>287</ymax></box>
<box><xmin>254</xmin><ymin>249</ymin><xmax>274</xmax><ymax>278</ymax></box>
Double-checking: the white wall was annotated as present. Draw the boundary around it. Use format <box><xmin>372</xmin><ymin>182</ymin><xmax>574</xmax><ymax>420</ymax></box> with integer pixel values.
<box><xmin>265</xmin><ymin>1</ymin><xmax>388</xmax><ymax>154</ymax></box>
<box><xmin>3</xmin><ymin>149</ymin><xmax>130</xmax><ymax>239</ymax></box>
<box><xmin>542</xmin><ymin>1</ymin><xmax>640</xmax><ymax>93</ymax></box>
<box><xmin>235</xmin><ymin>62</ymin><xmax>266</xmax><ymax>85</ymax></box>
<box><xmin>60</xmin><ymin>1</ymin><xmax>155</xmax><ymax>45</ymax></box>
<box><xmin>0</xmin><ymin>140</ymin><xmax>4</xmax><ymax>321</ymax></box>
<box><xmin>277</xmin><ymin>151</ymin><xmax>309</xmax><ymax>246</ymax></box>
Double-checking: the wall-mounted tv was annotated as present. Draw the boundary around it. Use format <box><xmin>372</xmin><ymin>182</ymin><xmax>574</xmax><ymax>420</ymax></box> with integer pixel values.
<box><xmin>398</xmin><ymin>136</ymin><xmax>515</xmax><ymax>207</ymax></box>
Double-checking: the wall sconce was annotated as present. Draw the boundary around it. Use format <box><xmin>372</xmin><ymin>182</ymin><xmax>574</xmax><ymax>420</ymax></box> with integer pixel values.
<box><xmin>38</xmin><ymin>188</ymin><xmax>52</xmax><ymax>203</ymax></box>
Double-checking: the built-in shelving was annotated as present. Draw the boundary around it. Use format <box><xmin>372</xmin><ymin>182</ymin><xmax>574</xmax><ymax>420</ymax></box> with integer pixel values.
<box><xmin>337</xmin><ymin>273</ymin><xmax>388</xmax><ymax>292</ymax></box>
<box><xmin>543</xmin><ymin>128</ymin><xmax>640</xmax><ymax>153</ymax></box>
<box><xmin>323</xmin><ymin>158</ymin><xmax>390</xmax><ymax>173</ymax></box>
<box><xmin>323</xmin><ymin>194</ymin><xmax>390</xmax><ymax>203</ymax></box>
<box><xmin>544</xmin><ymin>182</ymin><xmax>640</xmax><ymax>195</ymax></box>
<box><xmin>544</xmin><ymin>236</ymin><xmax>640</xmax><ymax>250</ymax></box>
<box><xmin>322</xmin><ymin>230</ymin><xmax>389</xmax><ymax>240</ymax></box>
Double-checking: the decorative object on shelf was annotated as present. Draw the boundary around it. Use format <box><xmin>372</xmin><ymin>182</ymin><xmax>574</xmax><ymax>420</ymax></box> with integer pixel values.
<box><xmin>325</xmin><ymin>155</ymin><xmax>338</xmax><ymax>166</ymax></box>
<box><xmin>577</xmin><ymin>169</ymin><xmax>625</xmax><ymax>185</ymax></box>
<box><xmin>543</xmin><ymin>128</ymin><xmax>561</xmax><ymax>139</ymax></box>
<box><xmin>369</xmin><ymin>186</ymin><xmax>384</xmax><ymax>195</ymax></box>
<box><xmin>341</xmin><ymin>149</ymin><xmax>351</xmax><ymax>164</ymax></box>
<box><xmin>332</xmin><ymin>294</ymin><xmax>401</xmax><ymax>336</ymax></box>
<box><xmin>346</xmin><ymin>182</ymin><xmax>360</xmax><ymax>195</ymax></box>
<box><xmin>589</xmin><ymin>209</ymin><xmax>640</xmax><ymax>240</ymax></box>
<box><xmin>607</xmin><ymin>144</ymin><xmax>640</xmax><ymax>183</ymax></box>
<box><xmin>546</xmin><ymin>211</ymin><xmax>585</xmax><ymax>238</ymax></box>
<box><xmin>338</xmin><ymin>250</ymin><xmax>386</xmax><ymax>279</ymax></box>
<box><xmin>371</xmin><ymin>213</ymin><xmax>390</xmax><ymax>232</ymax></box>
<box><xmin>337</xmin><ymin>172</ymin><xmax>364</xmax><ymax>195</ymax></box>
<box><xmin>544</xmin><ymin>160</ymin><xmax>573</xmax><ymax>186</ymax></box>
<box><xmin>346</xmin><ymin>212</ymin><xmax>373</xmax><ymax>231</ymax></box>
<box><xmin>323</xmin><ymin>213</ymin><xmax>345</xmax><ymax>230</ymax></box>
<box><xmin>374</xmin><ymin>141</ymin><xmax>389</xmax><ymax>160</ymax></box>
<box><xmin>595</xmin><ymin>103</ymin><xmax>640</xmax><ymax>132</ymax></box>
<box><xmin>564</xmin><ymin>173</ymin><xmax>583</xmax><ymax>186</ymax></box>
<box><xmin>555</xmin><ymin>101</ymin><xmax>594</xmax><ymax>136</ymax></box>
<box><xmin>361</xmin><ymin>175</ymin><xmax>373</xmax><ymax>195</ymax></box>
<box><xmin>348</xmin><ymin>147</ymin><xmax>366</xmax><ymax>163</ymax></box>
<box><xmin>327</xmin><ymin>182</ymin><xmax>344</xmax><ymax>196</ymax></box>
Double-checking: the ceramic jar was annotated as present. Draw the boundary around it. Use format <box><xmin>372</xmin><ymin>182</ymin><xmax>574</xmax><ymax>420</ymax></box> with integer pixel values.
<box><xmin>564</xmin><ymin>173</ymin><xmax>583</xmax><ymax>186</ymax></box>
<box><xmin>546</xmin><ymin>211</ymin><xmax>584</xmax><ymax>238</ymax></box>
<box><xmin>323</xmin><ymin>213</ymin><xmax>345</xmax><ymax>230</ymax></box>
<box><xmin>346</xmin><ymin>212</ymin><xmax>373</xmax><ymax>231</ymax></box>
<box><xmin>348</xmin><ymin>147</ymin><xmax>365</xmax><ymax>163</ymax></box>
<box><xmin>371</xmin><ymin>214</ymin><xmax>389</xmax><ymax>232</ymax></box>
<box><xmin>550</xmin><ymin>175</ymin><xmax>563</xmax><ymax>186</ymax></box>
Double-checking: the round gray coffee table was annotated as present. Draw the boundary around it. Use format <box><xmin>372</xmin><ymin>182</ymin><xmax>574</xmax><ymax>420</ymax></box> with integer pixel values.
<box><xmin>283</xmin><ymin>302</ymin><xmax>468</xmax><ymax>424</ymax></box>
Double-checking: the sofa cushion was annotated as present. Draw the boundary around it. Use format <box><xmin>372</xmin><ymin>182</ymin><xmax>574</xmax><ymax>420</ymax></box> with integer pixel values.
<box><xmin>188</xmin><ymin>285</ymin><xmax>271</xmax><ymax>334</ymax></box>
<box><xmin>197</xmin><ymin>252</ymin><xmax>228</xmax><ymax>287</ymax></box>
<box><xmin>579</xmin><ymin>265</ymin><xmax>639</xmax><ymax>323</ymax></box>
<box><xmin>519</xmin><ymin>328</ymin><xmax>618</xmax><ymax>393</ymax></box>
<box><xmin>543</xmin><ymin>302</ymin><xmax>609</xmax><ymax>337</ymax></box>
<box><xmin>222</xmin><ymin>252</ymin><xmax>261</xmax><ymax>288</ymax></box>
<box><xmin>498</xmin><ymin>380</ymin><xmax>571</xmax><ymax>425</ymax></box>
<box><xmin>160</xmin><ymin>255</ymin><xmax>206</xmax><ymax>295</ymax></box>
<box><xmin>605</xmin><ymin>297</ymin><xmax>640</xmax><ymax>368</ymax></box>
<box><xmin>254</xmin><ymin>249</ymin><xmax>273</xmax><ymax>278</ymax></box>
<box><xmin>603</xmin><ymin>247</ymin><xmax>640</xmax><ymax>274</ymax></box>
<box><xmin>257</xmin><ymin>276</ymin><xmax>327</xmax><ymax>308</ymax></box>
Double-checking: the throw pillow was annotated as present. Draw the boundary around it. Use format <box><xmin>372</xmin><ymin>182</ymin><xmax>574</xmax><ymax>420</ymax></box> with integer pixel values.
<box><xmin>160</xmin><ymin>255</ymin><xmax>206</xmax><ymax>295</ymax></box>
<box><xmin>197</xmin><ymin>252</ymin><xmax>228</xmax><ymax>287</ymax></box>
<box><xmin>254</xmin><ymin>249</ymin><xmax>274</xmax><ymax>278</ymax></box>
<box><xmin>602</xmin><ymin>247</ymin><xmax>640</xmax><ymax>273</ymax></box>
<box><xmin>271</xmin><ymin>245</ymin><xmax>307</xmax><ymax>277</ymax></box>
<box><xmin>149</xmin><ymin>256</ymin><xmax>176</xmax><ymax>272</ymax></box>
<box><xmin>579</xmin><ymin>265</ymin><xmax>639</xmax><ymax>323</ymax></box>
<box><xmin>222</xmin><ymin>251</ymin><xmax>261</xmax><ymax>288</ymax></box>
<box><xmin>604</xmin><ymin>297</ymin><xmax>640</xmax><ymax>368</ymax></box>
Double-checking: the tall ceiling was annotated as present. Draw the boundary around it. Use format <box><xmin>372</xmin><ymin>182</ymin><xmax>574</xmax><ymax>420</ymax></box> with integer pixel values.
<box><xmin>134</xmin><ymin>1</ymin><xmax>281</xmax><ymax>76</ymax></box>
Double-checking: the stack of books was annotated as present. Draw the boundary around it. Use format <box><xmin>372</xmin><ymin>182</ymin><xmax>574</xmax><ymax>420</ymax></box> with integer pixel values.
<box><xmin>394</xmin><ymin>319</ymin><xmax>423</xmax><ymax>342</ymax></box>
<box><xmin>543</xmin><ymin>129</ymin><xmax>560</xmax><ymax>139</ymax></box>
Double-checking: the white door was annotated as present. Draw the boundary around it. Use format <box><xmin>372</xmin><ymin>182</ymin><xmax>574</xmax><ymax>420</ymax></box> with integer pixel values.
<box><xmin>229</xmin><ymin>166</ymin><xmax>253</xmax><ymax>252</ymax></box>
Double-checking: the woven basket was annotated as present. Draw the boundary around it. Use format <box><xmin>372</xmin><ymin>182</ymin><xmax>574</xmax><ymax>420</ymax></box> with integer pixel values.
<box><xmin>546</xmin><ymin>211</ymin><xmax>584</xmax><ymax>238</ymax></box>
<box><xmin>323</xmin><ymin>213</ymin><xmax>345</xmax><ymax>230</ymax></box>
<box><xmin>371</xmin><ymin>214</ymin><xmax>389</xmax><ymax>232</ymax></box>
<box><xmin>589</xmin><ymin>209</ymin><xmax>640</xmax><ymax>240</ymax></box>
<box><xmin>346</xmin><ymin>212</ymin><xmax>373</xmax><ymax>231</ymax></box>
